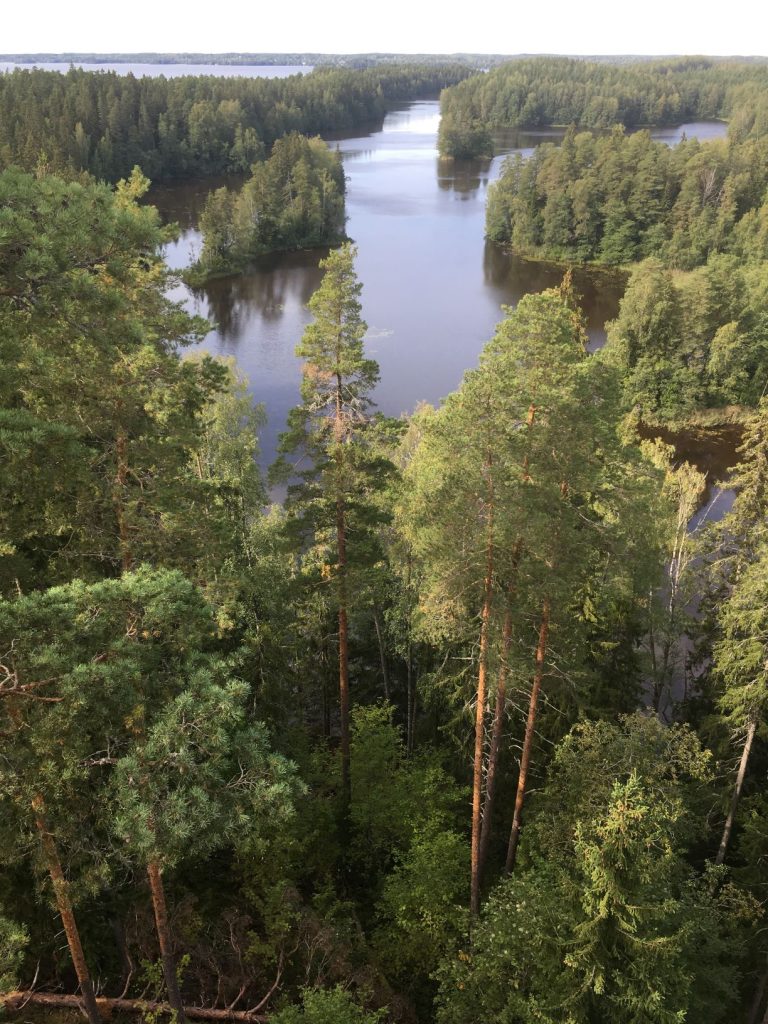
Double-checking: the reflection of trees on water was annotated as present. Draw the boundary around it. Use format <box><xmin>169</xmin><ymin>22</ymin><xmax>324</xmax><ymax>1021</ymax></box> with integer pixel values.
<box><xmin>482</xmin><ymin>241</ymin><xmax>627</xmax><ymax>350</ymax></box>
<box><xmin>435</xmin><ymin>128</ymin><xmax>568</xmax><ymax>196</ymax></box>
<box><xmin>146</xmin><ymin>175</ymin><xmax>247</xmax><ymax>232</ymax></box>
<box><xmin>437</xmin><ymin>157</ymin><xmax>492</xmax><ymax>195</ymax></box>
<box><xmin>194</xmin><ymin>251</ymin><xmax>325</xmax><ymax>342</ymax></box>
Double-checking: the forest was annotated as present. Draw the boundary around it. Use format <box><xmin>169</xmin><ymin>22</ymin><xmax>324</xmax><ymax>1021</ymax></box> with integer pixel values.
<box><xmin>438</xmin><ymin>56</ymin><xmax>768</xmax><ymax>156</ymax></box>
<box><xmin>187</xmin><ymin>133</ymin><xmax>347</xmax><ymax>281</ymax></box>
<box><xmin>1</xmin><ymin>54</ymin><xmax>768</xmax><ymax>1024</ymax></box>
<box><xmin>0</xmin><ymin>54</ymin><xmax>512</xmax><ymax>69</ymax></box>
<box><xmin>0</xmin><ymin>63</ymin><xmax>470</xmax><ymax>181</ymax></box>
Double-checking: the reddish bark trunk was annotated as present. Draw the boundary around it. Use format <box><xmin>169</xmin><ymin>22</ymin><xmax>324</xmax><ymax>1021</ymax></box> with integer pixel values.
<box><xmin>477</xmin><ymin>603</ymin><xmax>512</xmax><ymax>886</ymax></box>
<box><xmin>470</xmin><ymin>460</ymin><xmax>494</xmax><ymax>919</ymax></box>
<box><xmin>1</xmin><ymin>992</ymin><xmax>267</xmax><ymax>1023</ymax></box>
<box><xmin>505</xmin><ymin>597</ymin><xmax>550</xmax><ymax>874</ymax></box>
<box><xmin>147</xmin><ymin>859</ymin><xmax>186</xmax><ymax>1024</ymax></box>
<box><xmin>31</xmin><ymin>797</ymin><xmax>102</xmax><ymax>1024</ymax></box>
<box><xmin>335</xmin><ymin>374</ymin><xmax>351</xmax><ymax>809</ymax></box>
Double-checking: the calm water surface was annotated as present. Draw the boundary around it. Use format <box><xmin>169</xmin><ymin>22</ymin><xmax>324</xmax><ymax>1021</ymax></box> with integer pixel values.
<box><xmin>151</xmin><ymin>102</ymin><xmax>727</xmax><ymax>468</ymax></box>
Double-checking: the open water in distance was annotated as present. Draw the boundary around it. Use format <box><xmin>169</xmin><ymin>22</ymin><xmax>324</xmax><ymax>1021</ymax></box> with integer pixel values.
<box><xmin>149</xmin><ymin>101</ymin><xmax>728</xmax><ymax>475</ymax></box>
<box><xmin>0</xmin><ymin>62</ymin><xmax>311</xmax><ymax>78</ymax></box>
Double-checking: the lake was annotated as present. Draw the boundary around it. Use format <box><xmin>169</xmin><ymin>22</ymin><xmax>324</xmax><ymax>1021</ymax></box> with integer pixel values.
<box><xmin>149</xmin><ymin>101</ymin><xmax>728</xmax><ymax>474</ymax></box>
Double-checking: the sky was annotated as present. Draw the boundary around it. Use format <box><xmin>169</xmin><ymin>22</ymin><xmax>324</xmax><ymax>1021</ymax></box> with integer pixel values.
<box><xmin>3</xmin><ymin>0</ymin><xmax>765</xmax><ymax>58</ymax></box>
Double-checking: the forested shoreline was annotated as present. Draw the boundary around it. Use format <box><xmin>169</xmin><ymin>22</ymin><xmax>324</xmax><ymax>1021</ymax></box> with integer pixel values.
<box><xmin>438</xmin><ymin>56</ymin><xmax>768</xmax><ymax>156</ymax></box>
<box><xmin>186</xmin><ymin>133</ymin><xmax>347</xmax><ymax>282</ymax></box>
<box><xmin>2</xmin><ymin>55</ymin><xmax>768</xmax><ymax>1024</ymax></box>
<box><xmin>0</xmin><ymin>63</ymin><xmax>471</xmax><ymax>181</ymax></box>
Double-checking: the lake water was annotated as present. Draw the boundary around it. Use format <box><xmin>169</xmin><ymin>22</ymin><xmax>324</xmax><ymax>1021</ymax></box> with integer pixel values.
<box><xmin>149</xmin><ymin>102</ymin><xmax>728</xmax><ymax>471</ymax></box>
<box><xmin>0</xmin><ymin>62</ymin><xmax>311</xmax><ymax>78</ymax></box>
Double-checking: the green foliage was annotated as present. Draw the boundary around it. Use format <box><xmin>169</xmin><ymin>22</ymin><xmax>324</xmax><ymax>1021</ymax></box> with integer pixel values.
<box><xmin>712</xmin><ymin>547</ymin><xmax>768</xmax><ymax>728</ymax></box>
<box><xmin>523</xmin><ymin>715</ymin><xmax>715</xmax><ymax>857</ymax></box>
<box><xmin>0</xmin><ymin>64</ymin><xmax>471</xmax><ymax>181</ymax></box>
<box><xmin>437</xmin><ymin>754</ymin><xmax>753</xmax><ymax>1024</ymax></box>
<box><xmin>438</xmin><ymin>113</ymin><xmax>492</xmax><ymax>159</ymax></box>
<box><xmin>272</xmin><ymin>243</ymin><xmax>393</xmax><ymax>598</ymax></box>
<box><xmin>440</xmin><ymin>56</ymin><xmax>768</xmax><ymax>157</ymax></box>
<box><xmin>0</xmin><ymin>913</ymin><xmax>28</xmax><ymax>993</ymax></box>
<box><xmin>349</xmin><ymin>705</ymin><xmax>463</xmax><ymax>876</ymax></box>
<box><xmin>110</xmin><ymin>667</ymin><xmax>300</xmax><ymax>868</ymax></box>
<box><xmin>600</xmin><ymin>255</ymin><xmax>768</xmax><ymax>420</ymax></box>
<box><xmin>486</xmin><ymin>125</ymin><xmax>768</xmax><ymax>271</ymax></box>
<box><xmin>0</xmin><ymin>568</ymin><xmax>217</xmax><ymax>872</ymax></box>
<box><xmin>271</xmin><ymin>986</ymin><xmax>386</xmax><ymax>1024</ymax></box>
<box><xmin>190</xmin><ymin>134</ymin><xmax>346</xmax><ymax>280</ymax></box>
<box><xmin>373</xmin><ymin>826</ymin><xmax>468</xmax><ymax>985</ymax></box>
<box><xmin>0</xmin><ymin>166</ymin><xmax>243</xmax><ymax>593</ymax></box>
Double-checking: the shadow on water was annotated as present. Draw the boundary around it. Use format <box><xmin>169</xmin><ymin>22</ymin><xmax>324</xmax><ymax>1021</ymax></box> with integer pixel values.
<box><xmin>191</xmin><ymin>250</ymin><xmax>327</xmax><ymax>341</ymax></box>
<box><xmin>437</xmin><ymin>156</ymin><xmax>494</xmax><ymax>195</ymax></box>
<box><xmin>146</xmin><ymin>174</ymin><xmax>246</xmax><ymax>231</ymax></box>
<box><xmin>482</xmin><ymin>243</ymin><xmax>627</xmax><ymax>350</ymax></box>
<box><xmin>638</xmin><ymin>421</ymin><xmax>744</xmax><ymax>529</ymax></box>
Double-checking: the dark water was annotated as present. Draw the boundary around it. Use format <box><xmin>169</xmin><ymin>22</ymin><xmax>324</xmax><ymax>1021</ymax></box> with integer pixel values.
<box><xmin>152</xmin><ymin>102</ymin><xmax>727</xmax><ymax>468</ymax></box>
<box><xmin>0</xmin><ymin>62</ymin><xmax>310</xmax><ymax>78</ymax></box>
<box><xmin>638</xmin><ymin>422</ymin><xmax>743</xmax><ymax>529</ymax></box>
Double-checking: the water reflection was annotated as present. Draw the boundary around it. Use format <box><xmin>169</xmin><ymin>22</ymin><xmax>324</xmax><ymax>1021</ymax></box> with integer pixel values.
<box><xmin>482</xmin><ymin>244</ymin><xmax>626</xmax><ymax>350</ymax></box>
<box><xmin>148</xmin><ymin>175</ymin><xmax>245</xmax><ymax>232</ymax></box>
<box><xmin>194</xmin><ymin>251</ymin><xmax>326</xmax><ymax>339</ymax></box>
<box><xmin>149</xmin><ymin>102</ymin><xmax>728</xmax><ymax>468</ymax></box>
<box><xmin>437</xmin><ymin>157</ymin><xmax>493</xmax><ymax>195</ymax></box>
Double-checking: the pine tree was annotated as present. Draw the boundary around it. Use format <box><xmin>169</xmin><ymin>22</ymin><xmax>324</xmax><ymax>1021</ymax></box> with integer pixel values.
<box><xmin>273</xmin><ymin>243</ymin><xmax>389</xmax><ymax>812</ymax></box>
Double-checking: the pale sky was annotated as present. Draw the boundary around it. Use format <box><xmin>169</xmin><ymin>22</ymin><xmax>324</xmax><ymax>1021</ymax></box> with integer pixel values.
<box><xmin>3</xmin><ymin>0</ymin><xmax>765</xmax><ymax>57</ymax></box>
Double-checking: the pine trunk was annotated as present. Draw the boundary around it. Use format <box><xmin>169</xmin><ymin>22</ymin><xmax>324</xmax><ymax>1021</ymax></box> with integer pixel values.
<box><xmin>335</xmin><ymin>374</ymin><xmax>351</xmax><ymax>810</ymax></box>
<box><xmin>477</xmin><ymin>603</ymin><xmax>512</xmax><ymax>885</ymax></box>
<box><xmin>372</xmin><ymin>604</ymin><xmax>390</xmax><ymax>701</ymax></box>
<box><xmin>405</xmin><ymin>554</ymin><xmax>415</xmax><ymax>756</ymax></box>
<box><xmin>715</xmin><ymin>718</ymin><xmax>757</xmax><ymax>865</ymax></box>
<box><xmin>113</xmin><ymin>429</ymin><xmax>133</xmax><ymax>573</ymax></box>
<box><xmin>147</xmin><ymin>859</ymin><xmax>186</xmax><ymax>1024</ymax></box>
<box><xmin>1</xmin><ymin>992</ymin><xmax>268</xmax><ymax>1023</ymax></box>
<box><xmin>31</xmin><ymin>797</ymin><xmax>102</xmax><ymax>1024</ymax></box>
<box><xmin>470</xmin><ymin>461</ymin><xmax>494</xmax><ymax>919</ymax></box>
<box><xmin>505</xmin><ymin>597</ymin><xmax>550</xmax><ymax>874</ymax></box>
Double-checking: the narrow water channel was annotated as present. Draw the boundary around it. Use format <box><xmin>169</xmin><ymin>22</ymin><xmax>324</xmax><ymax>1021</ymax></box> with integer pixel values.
<box><xmin>148</xmin><ymin>101</ymin><xmax>730</xmax><ymax>483</ymax></box>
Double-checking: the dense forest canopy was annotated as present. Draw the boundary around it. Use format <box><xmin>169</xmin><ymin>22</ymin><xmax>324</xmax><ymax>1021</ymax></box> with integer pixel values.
<box><xmin>438</xmin><ymin>56</ymin><xmax>768</xmax><ymax>155</ymax></box>
<box><xmin>470</xmin><ymin>56</ymin><xmax>768</xmax><ymax>425</ymax></box>
<box><xmin>0</xmin><ymin>63</ymin><xmax>471</xmax><ymax>181</ymax></box>
<box><xmin>2</xmin><ymin>53</ymin><xmax>768</xmax><ymax>1024</ymax></box>
<box><xmin>486</xmin><ymin>125</ymin><xmax>768</xmax><ymax>267</ymax></box>
<box><xmin>188</xmin><ymin>133</ymin><xmax>347</xmax><ymax>280</ymax></box>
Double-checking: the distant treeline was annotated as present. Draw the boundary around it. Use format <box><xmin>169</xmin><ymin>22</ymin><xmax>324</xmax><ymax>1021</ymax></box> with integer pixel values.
<box><xmin>0</xmin><ymin>63</ymin><xmax>472</xmax><ymax>181</ymax></box>
<box><xmin>5</xmin><ymin>53</ymin><xmax>768</xmax><ymax>68</ymax></box>
<box><xmin>0</xmin><ymin>52</ymin><xmax>511</xmax><ymax>69</ymax></box>
<box><xmin>486</xmin><ymin>124</ymin><xmax>768</xmax><ymax>267</ymax></box>
<box><xmin>438</xmin><ymin>56</ymin><xmax>768</xmax><ymax>156</ymax></box>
